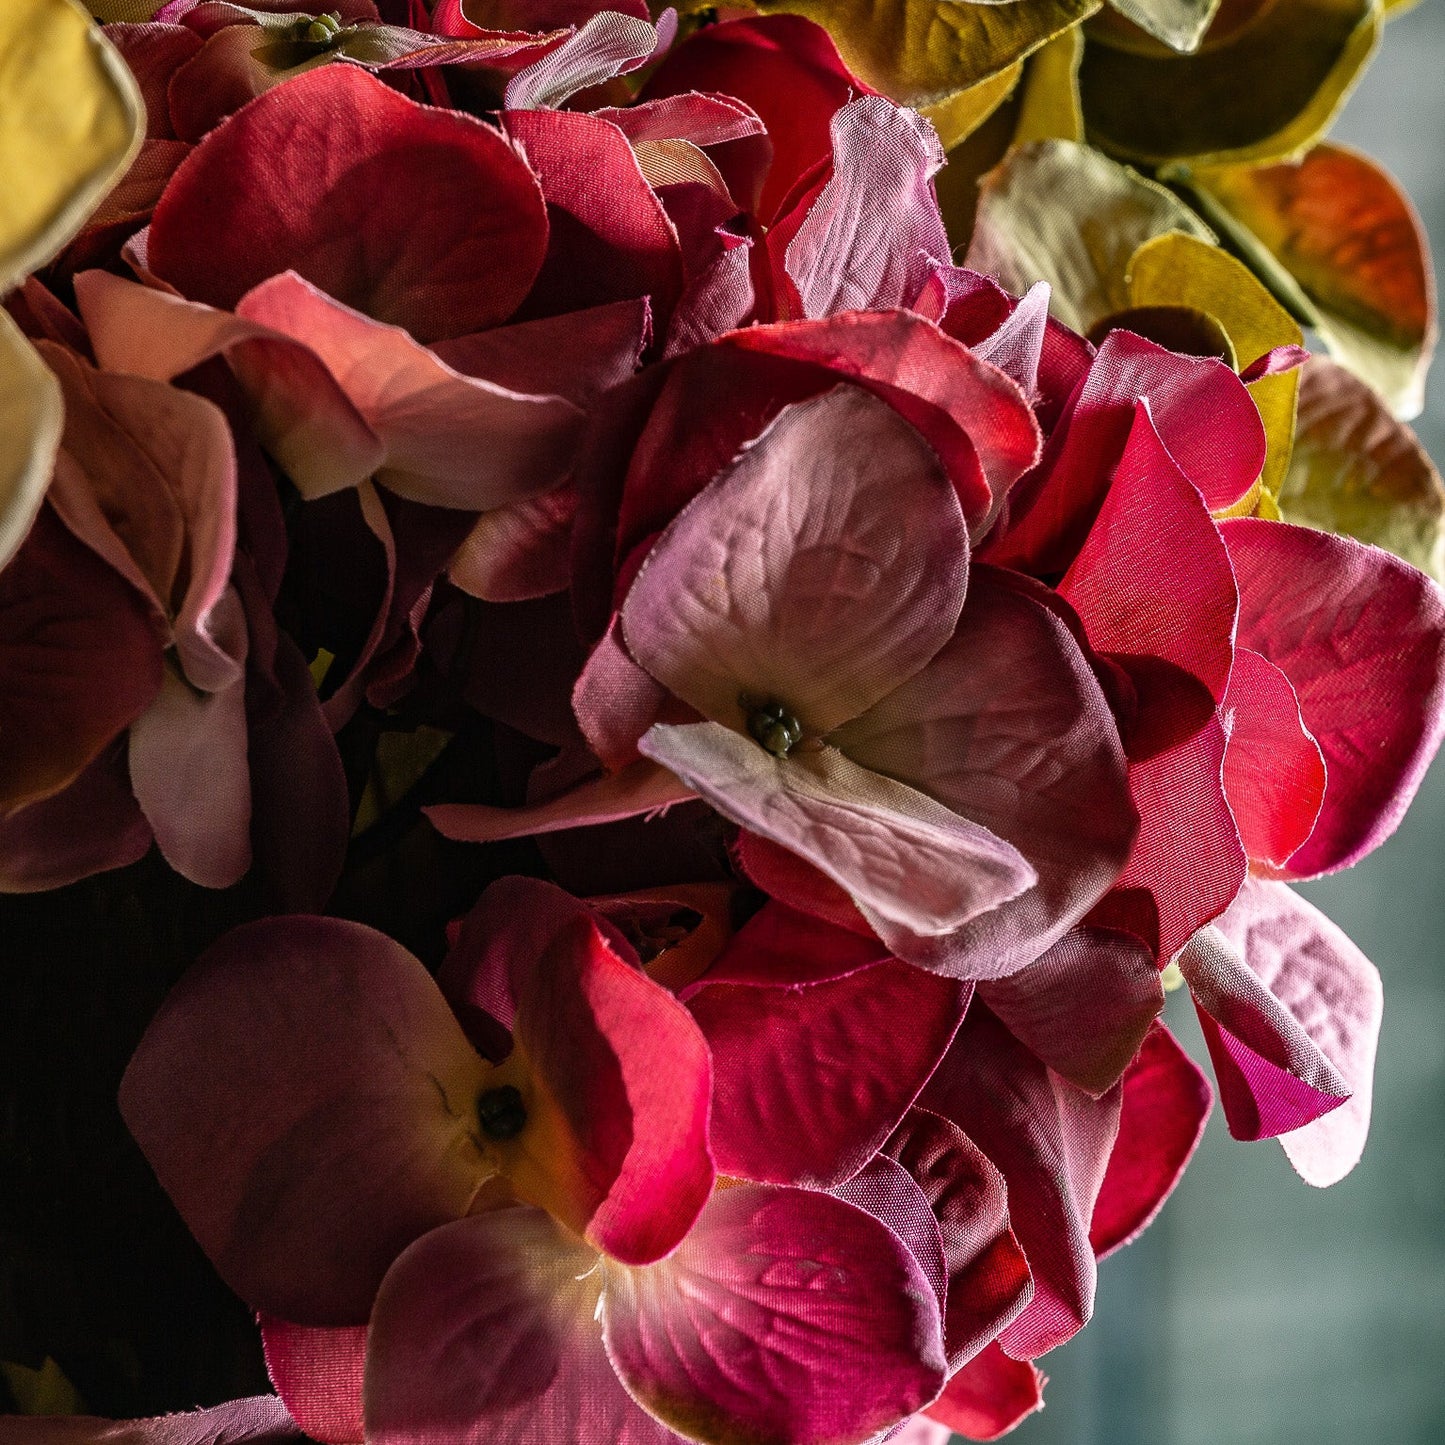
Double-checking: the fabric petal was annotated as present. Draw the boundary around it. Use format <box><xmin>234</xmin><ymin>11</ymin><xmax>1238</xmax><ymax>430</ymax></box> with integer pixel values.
<box><xmin>260</xmin><ymin>1317</ymin><xmax>366</xmax><ymax>1445</ymax></box>
<box><xmin>925</xmin><ymin>1345</ymin><xmax>1045</xmax><ymax>1441</ymax></box>
<box><xmin>148</xmin><ymin>64</ymin><xmax>547</xmax><ymax>341</ymax></box>
<box><xmin>830</xmin><ymin>566</ymin><xmax>1134</xmax><ymax>979</ymax></box>
<box><xmin>1223</xmin><ymin>516</ymin><xmax>1445</xmax><ymax>876</ymax></box>
<box><xmin>603</xmin><ymin>1182</ymin><xmax>947</xmax><ymax>1445</ymax></box>
<box><xmin>622</xmin><ymin>385</ymin><xmax>967</xmax><ymax>736</ymax></box>
<box><xmin>1090</xmin><ymin>1022</ymin><xmax>1212</xmax><ymax>1259</ymax></box>
<box><xmin>504</xmin><ymin>9</ymin><xmax>659</xmax><ymax>110</ymax></box>
<box><xmin>640</xmin><ymin>723</ymin><xmax>1035</xmax><ymax>936</ymax></box>
<box><xmin>0</xmin><ymin>1396</ymin><xmax>303</xmax><ymax>1443</ymax></box>
<box><xmin>119</xmin><ymin>917</ymin><xmax>492</xmax><ymax>1324</ymax></box>
<box><xmin>0</xmin><ymin>310</ymin><xmax>63</xmax><ymax>571</ymax></box>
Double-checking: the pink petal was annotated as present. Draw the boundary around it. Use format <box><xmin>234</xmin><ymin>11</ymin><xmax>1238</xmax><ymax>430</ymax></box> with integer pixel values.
<box><xmin>74</xmin><ymin>270</ymin><xmax>387</xmax><ymax>499</ymax></box>
<box><xmin>1222</xmin><ymin>516</ymin><xmax>1445</xmax><ymax>876</ymax></box>
<box><xmin>885</xmin><ymin>1108</ymin><xmax>1034</xmax><ymax>1370</ymax></box>
<box><xmin>784</xmin><ymin>95</ymin><xmax>947</xmax><ymax>319</ymax></box>
<box><xmin>573</xmin><ymin>616</ymin><xmax>673</xmax><ymax>770</ymax></box>
<box><xmin>447</xmin><ymin>486</ymin><xmax>575</xmax><ymax>602</ymax></box>
<box><xmin>978</xmin><ymin>926</ymin><xmax>1164</xmax><ymax>1095</ymax></box>
<box><xmin>504</xmin><ymin>10</ymin><xmax>659</xmax><ymax>109</ymax></box>
<box><xmin>604</xmin><ymin>1182</ymin><xmax>947</xmax><ymax>1445</ymax></box>
<box><xmin>686</xmin><ymin>915</ymin><xmax>967</xmax><ymax>1185</ymax></box>
<box><xmin>426</xmin><ymin>758</ymin><xmax>697</xmax><ymax>842</ymax></box>
<box><xmin>970</xmin><ymin>281</ymin><xmax>1051</xmax><ymax>404</ymax></box>
<box><xmin>1221</xmin><ymin>647</ymin><xmax>1327</xmax><ymax>868</ymax></box>
<box><xmin>892</xmin><ymin>1417</ymin><xmax>953</xmax><ymax>1445</ymax></box>
<box><xmin>925</xmin><ymin>1344</ymin><xmax>1045</xmax><ymax>1441</ymax></box>
<box><xmin>119</xmin><ymin>917</ymin><xmax>492</xmax><ymax>1324</ymax></box>
<box><xmin>621</xmin><ymin>385</ymin><xmax>967</xmax><ymax>735</ymax></box>
<box><xmin>985</xmin><ymin>330</ymin><xmax>1265</xmax><ymax>575</ymax></box>
<box><xmin>1059</xmin><ymin>401</ymin><xmax>1237</xmax><ymax>708</ymax></box>
<box><xmin>732</xmin><ymin>829</ymin><xmax>874</xmax><ymax>936</ymax></box>
<box><xmin>833</xmin><ymin>1155</ymin><xmax>950</xmax><ymax>1318</ymax></box>
<box><xmin>830</xmin><ymin>566</ymin><xmax>1135</xmax><ymax>979</ymax></box>
<box><xmin>683</xmin><ymin>898</ymin><xmax>885</xmax><ymax>992</ymax></box>
<box><xmin>503</xmin><ymin>109</ymin><xmax>684</xmax><ymax>326</ymax></box>
<box><xmin>640</xmin><ymin>723</ymin><xmax>1036</xmax><ymax>935</ymax></box>
<box><xmin>148</xmin><ymin>65</ymin><xmax>547</xmax><ymax>341</ymax></box>
<box><xmin>260</xmin><ymin>1317</ymin><xmax>366</xmax><ymax>1445</ymax></box>
<box><xmin>596</xmin><ymin>92</ymin><xmax>765</xmax><ymax>149</ymax></box>
<box><xmin>0</xmin><ymin>741</ymin><xmax>151</xmax><ymax>893</ymax></box>
<box><xmin>129</xmin><ymin>640</ymin><xmax>252</xmax><ymax>889</ymax></box>
<box><xmin>0</xmin><ymin>1397</ymin><xmax>304</xmax><ymax>1443</ymax></box>
<box><xmin>920</xmin><ymin>1007</ymin><xmax>1123</xmax><ymax>1358</ymax></box>
<box><xmin>441</xmin><ymin>876</ymin><xmax>715</xmax><ymax>1263</ymax></box>
<box><xmin>364</xmin><ymin>1208</ymin><xmax>672</xmax><ymax>1445</ymax></box>
<box><xmin>0</xmin><ymin>505</ymin><xmax>163</xmax><ymax>812</ymax></box>
<box><xmin>1196</xmin><ymin>878</ymin><xmax>1383</xmax><ymax>1184</ymax></box>
<box><xmin>1090</xmin><ymin>1022</ymin><xmax>1212</xmax><ymax>1258</ymax></box>
<box><xmin>724</xmin><ymin>313</ymin><xmax>1039</xmax><ymax>528</ymax></box>
<box><xmin>236</xmin><ymin>272</ymin><xmax>584</xmax><ymax>511</ymax></box>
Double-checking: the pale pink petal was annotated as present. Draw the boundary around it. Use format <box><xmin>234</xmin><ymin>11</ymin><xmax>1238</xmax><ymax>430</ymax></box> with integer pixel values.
<box><xmin>364</xmin><ymin>1209</ymin><xmax>673</xmax><ymax>1445</ymax></box>
<box><xmin>892</xmin><ymin>1417</ymin><xmax>953</xmax><ymax>1445</ymax></box>
<box><xmin>1090</xmin><ymin>1022</ymin><xmax>1212</xmax><ymax>1258</ymax></box>
<box><xmin>622</xmin><ymin>385</ymin><xmax>967</xmax><ymax>735</ymax></box>
<box><xmin>603</xmin><ymin>1183</ymin><xmax>947</xmax><ymax>1445</ymax></box>
<box><xmin>596</xmin><ymin>92</ymin><xmax>764</xmax><ymax>148</ymax></box>
<box><xmin>504</xmin><ymin>10</ymin><xmax>659</xmax><ymax>109</ymax></box>
<box><xmin>830</xmin><ymin>567</ymin><xmax>1134</xmax><ymax>979</ymax></box>
<box><xmin>921</xmin><ymin>1007</ymin><xmax>1123</xmax><ymax>1358</ymax></box>
<box><xmin>129</xmin><ymin>646</ymin><xmax>251</xmax><ymax>889</ymax></box>
<box><xmin>885</xmin><ymin>1108</ymin><xmax>1034</xmax><ymax>1370</ymax></box>
<box><xmin>236</xmin><ymin>272</ymin><xmax>584</xmax><ymax>511</ymax></box>
<box><xmin>639</xmin><ymin>723</ymin><xmax>1035</xmax><ymax>936</ymax></box>
<box><xmin>1221</xmin><ymin>647</ymin><xmax>1327</xmax><ymax>869</ymax></box>
<box><xmin>1205</xmin><ymin>878</ymin><xmax>1383</xmax><ymax>1185</ymax></box>
<box><xmin>1222</xmin><ymin>517</ymin><xmax>1445</xmax><ymax>876</ymax></box>
<box><xmin>970</xmin><ymin>281</ymin><xmax>1050</xmax><ymax>403</ymax></box>
<box><xmin>447</xmin><ymin>486</ymin><xmax>575</xmax><ymax>603</ymax></box>
<box><xmin>686</xmin><ymin>924</ymin><xmax>967</xmax><ymax>1185</ymax></box>
<box><xmin>119</xmin><ymin>917</ymin><xmax>491</xmax><ymax>1324</ymax></box>
<box><xmin>260</xmin><ymin>1317</ymin><xmax>366</xmax><ymax>1445</ymax></box>
<box><xmin>0</xmin><ymin>1396</ymin><xmax>303</xmax><ymax>1443</ymax></box>
<box><xmin>784</xmin><ymin>96</ymin><xmax>947</xmax><ymax>319</ymax></box>
<box><xmin>978</xmin><ymin>927</ymin><xmax>1163</xmax><ymax>1096</ymax></box>
<box><xmin>573</xmin><ymin>617</ymin><xmax>674</xmax><ymax>771</ymax></box>
<box><xmin>425</xmin><ymin>758</ymin><xmax>697</xmax><ymax>843</ymax></box>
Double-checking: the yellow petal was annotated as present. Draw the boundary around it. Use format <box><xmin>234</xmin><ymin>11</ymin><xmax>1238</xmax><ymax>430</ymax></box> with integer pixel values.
<box><xmin>1126</xmin><ymin>230</ymin><xmax>1302</xmax><ymax>497</ymax></box>
<box><xmin>964</xmin><ymin>139</ymin><xmax>1212</xmax><ymax>334</ymax></box>
<box><xmin>920</xmin><ymin>62</ymin><xmax>1022</xmax><ymax>151</ymax></box>
<box><xmin>1079</xmin><ymin>0</ymin><xmax>1380</xmax><ymax>168</ymax></box>
<box><xmin>1013</xmin><ymin>25</ymin><xmax>1084</xmax><ymax>144</ymax></box>
<box><xmin>87</xmin><ymin>0</ymin><xmax>169</xmax><ymax>17</ymax></box>
<box><xmin>0</xmin><ymin>310</ymin><xmax>63</xmax><ymax>571</ymax></box>
<box><xmin>1277</xmin><ymin>355</ymin><xmax>1445</xmax><ymax>582</ymax></box>
<box><xmin>753</xmin><ymin>0</ymin><xmax>1099</xmax><ymax>106</ymax></box>
<box><xmin>0</xmin><ymin>0</ymin><xmax>143</xmax><ymax>290</ymax></box>
<box><xmin>1190</xmin><ymin>142</ymin><xmax>1436</xmax><ymax>418</ymax></box>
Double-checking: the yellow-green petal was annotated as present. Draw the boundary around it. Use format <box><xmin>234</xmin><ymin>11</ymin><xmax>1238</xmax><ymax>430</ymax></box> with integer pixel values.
<box><xmin>1277</xmin><ymin>355</ymin><xmax>1445</xmax><ymax>583</ymax></box>
<box><xmin>1079</xmin><ymin>0</ymin><xmax>1380</xmax><ymax>168</ymax></box>
<box><xmin>0</xmin><ymin>310</ymin><xmax>63</xmax><ymax>571</ymax></box>
<box><xmin>1126</xmin><ymin>230</ymin><xmax>1302</xmax><ymax>497</ymax></box>
<box><xmin>0</xmin><ymin>0</ymin><xmax>143</xmax><ymax>291</ymax></box>
<box><xmin>753</xmin><ymin>0</ymin><xmax>1101</xmax><ymax>106</ymax></box>
<box><xmin>965</xmin><ymin>139</ymin><xmax>1212</xmax><ymax>334</ymax></box>
<box><xmin>1190</xmin><ymin>142</ymin><xmax>1436</xmax><ymax>418</ymax></box>
<box><xmin>1013</xmin><ymin>25</ymin><xmax>1084</xmax><ymax>143</ymax></box>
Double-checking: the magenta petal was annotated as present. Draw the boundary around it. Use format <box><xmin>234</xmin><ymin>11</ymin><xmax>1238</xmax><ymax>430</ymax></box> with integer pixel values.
<box><xmin>604</xmin><ymin>1182</ymin><xmax>947</xmax><ymax>1445</ymax></box>
<box><xmin>426</xmin><ymin>759</ymin><xmax>697</xmax><ymax>843</ymax></box>
<box><xmin>261</xmin><ymin>1317</ymin><xmax>367</xmax><ymax>1445</ymax></box>
<box><xmin>149</xmin><ymin>65</ymin><xmax>547</xmax><ymax>340</ymax></box>
<box><xmin>0</xmin><ymin>1397</ymin><xmax>304</xmax><ymax>1443</ymax></box>
<box><xmin>885</xmin><ymin>1108</ymin><xmax>1034</xmax><ymax>1371</ymax></box>
<box><xmin>1221</xmin><ymin>647</ymin><xmax>1327</xmax><ymax>869</ymax></box>
<box><xmin>686</xmin><ymin>921</ymin><xmax>967</xmax><ymax>1185</ymax></box>
<box><xmin>119</xmin><ymin>917</ymin><xmax>491</xmax><ymax>1324</ymax></box>
<box><xmin>684</xmin><ymin>899</ymin><xmax>886</xmax><ymax>991</ymax></box>
<box><xmin>1195</xmin><ymin>878</ymin><xmax>1383</xmax><ymax>1184</ymax></box>
<box><xmin>831</xmin><ymin>566</ymin><xmax>1134</xmax><ymax>978</ymax></box>
<box><xmin>834</xmin><ymin>1156</ymin><xmax>950</xmax><ymax>1317</ymax></box>
<box><xmin>639</xmin><ymin>723</ymin><xmax>1036</xmax><ymax>936</ymax></box>
<box><xmin>235</xmin><ymin>272</ymin><xmax>585</xmax><ymax>511</ymax></box>
<box><xmin>364</xmin><ymin>1208</ymin><xmax>672</xmax><ymax>1445</ymax></box>
<box><xmin>978</xmin><ymin>926</ymin><xmax>1163</xmax><ymax>1096</ymax></box>
<box><xmin>1222</xmin><ymin>516</ymin><xmax>1445</xmax><ymax>876</ymax></box>
<box><xmin>921</xmin><ymin>1007</ymin><xmax>1122</xmax><ymax>1358</ymax></box>
<box><xmin>1090</xmin><ymin>1023</ymin><xmax>1211</xmax><ymax>1258</ymax></box>
<box><xmin>925</xmin><ymin>1344</ymin><xmax>1045</xmax><ymax>1441</ymax></box>
<box><xmin>622</xmin><ymin>384</ymin><xmax>968</xmax><ymax>736</ymax></box>
<box><xmin>784</xmin><ymin>95</ymin><xmax>947</xmax><ymax>318</ymax></box>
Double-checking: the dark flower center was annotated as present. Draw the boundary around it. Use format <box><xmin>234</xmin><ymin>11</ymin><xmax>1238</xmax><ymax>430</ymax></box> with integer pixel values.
<box><xmin>477</xmin><ymin>1084</ymin><xmax>527</xmax><ymax>1141</ymax></box>
<box><xmin>745</xmin><ymin>699</ymin><xmax>803</xmax><ymax>757</ymax></box>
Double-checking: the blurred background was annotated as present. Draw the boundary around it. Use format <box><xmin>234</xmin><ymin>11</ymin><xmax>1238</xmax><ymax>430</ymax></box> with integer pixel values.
<box><xmin>1006</xmin><ymin>6</ymin><xmax>1445</xmax><ymax>1439</ymax></box>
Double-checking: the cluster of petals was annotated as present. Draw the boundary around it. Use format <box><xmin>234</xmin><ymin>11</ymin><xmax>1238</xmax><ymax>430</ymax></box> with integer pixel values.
<box><xmin>1</xmin><ymin>1</ymin><xmax>1443</xmax><ymax>1442</ymax></box>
